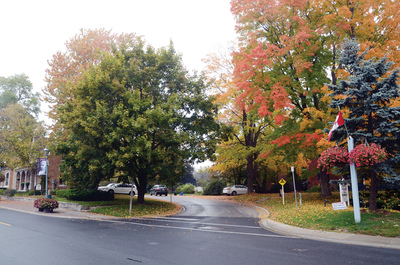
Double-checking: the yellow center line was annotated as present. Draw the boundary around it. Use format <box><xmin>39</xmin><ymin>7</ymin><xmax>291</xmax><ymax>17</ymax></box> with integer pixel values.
<box><xmin>0</xmin><ymin>221</ymin><xmax>11</xmax><ymax>226</ymax></box>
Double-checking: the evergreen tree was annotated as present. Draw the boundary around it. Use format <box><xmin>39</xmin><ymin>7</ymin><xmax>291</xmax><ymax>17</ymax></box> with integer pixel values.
<box><xmin>181</xmin><ymin>164</ymin><xmax>196</xmax><ymax>185</ymax></box>
<box><xmin>329</xmin><ymin>39</ymin><xmax>400</xmax><ymax>211</ymax></box>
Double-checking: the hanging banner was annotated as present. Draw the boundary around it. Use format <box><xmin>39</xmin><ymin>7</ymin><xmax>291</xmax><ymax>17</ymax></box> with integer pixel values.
<box><xmin>37</xmin><ymin>158</ymin><xmax>47</xmax><ymax>176</ymax></box>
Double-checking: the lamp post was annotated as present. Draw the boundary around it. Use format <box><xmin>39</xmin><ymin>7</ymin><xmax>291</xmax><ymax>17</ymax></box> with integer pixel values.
<box><xmin>44</xmin><ymin>148</ymin><xmax>50</xmax><ymax>199</ymax></box>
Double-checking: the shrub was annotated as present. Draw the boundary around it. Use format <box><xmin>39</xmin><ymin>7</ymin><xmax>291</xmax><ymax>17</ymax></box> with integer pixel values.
<box><xmin>28</xmin><ymin>190</ymin><xmax>42</xmax><ymax>196</ymax></box>
<box><xmin>56</xmin><ymin>189</ymin><xmax>68</xmax><ymax>198</ymax></box>
<box><xmin>57</xmin><ymin>189</ymin><xmax>114</xmax><ymax>201</ymax></box>
<box><xmin>307</xmin><ymin>185</ymin><xmax>321</xmax><ymax>193</ymax></box>
<box><xmin>359</xmin><ymin>190</ymin><xmax>400</xmax><ymax>210</ymax></box>
<box><xmin>3</xmin><ymin>189</ymin><xmax>17</xmax><ymax>197</ymax></box>
<box><xmin>176</xmin><ymin>184</ymin><xmax>195</xmax><ymax>194</ymax></box>
<box><xmin>203</xmin><ymin>179</ymin><xmax>225</xmax><ymax>195</ymax></box>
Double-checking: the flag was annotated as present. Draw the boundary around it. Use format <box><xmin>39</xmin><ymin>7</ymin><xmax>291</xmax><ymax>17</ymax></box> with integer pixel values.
<box><xmin>328</xmin><ymin>111</ymin><xmax>345</xmax><ymax>141</ymax></box>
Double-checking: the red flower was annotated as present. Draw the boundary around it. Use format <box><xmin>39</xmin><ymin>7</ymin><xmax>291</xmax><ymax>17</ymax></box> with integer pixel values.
<box><xmin>348</xmin><ymin>143</ymin><xmax>387</xmax><ymax>167</ymax></box>
<box><xmin>317</xmin><ymin>146</ymin><xmax>349</xmax><ymax>171</ymax></box>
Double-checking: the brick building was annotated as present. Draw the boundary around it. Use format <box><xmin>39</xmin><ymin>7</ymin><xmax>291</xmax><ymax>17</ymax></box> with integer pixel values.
<box><xmin>0</xmin><ymin>155</ymin><xmax>65</xmax><ymax>193</ymax></box>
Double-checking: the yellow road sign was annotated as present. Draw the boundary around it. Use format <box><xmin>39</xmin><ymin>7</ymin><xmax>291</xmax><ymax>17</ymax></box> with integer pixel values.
<box><xmin>279</xmin><ymin>179</ymin><xmax>286</xmax><ymax>186</ymax></box>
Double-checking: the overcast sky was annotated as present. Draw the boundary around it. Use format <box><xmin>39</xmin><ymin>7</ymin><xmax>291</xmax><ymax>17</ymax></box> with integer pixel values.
<box><xmin>1</xmin><ymin>0</ymin><xmax>235</xmax><ymax>169</ymax></box>
<box><xmin>1</xmin><ymin>0</ymin><xmax>237</xmax><ymax>122</ymax></box>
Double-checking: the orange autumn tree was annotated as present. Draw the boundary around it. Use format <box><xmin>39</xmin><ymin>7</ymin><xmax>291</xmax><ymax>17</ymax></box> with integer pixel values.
<box><xmin>231</xmin><ymin>0</ymin><xmax>329</xmax><ymax>186</ymax></box>
<box><xmin>44</xmin><ymin>28</ymin><xmax>138</xmax><ymax>132</ymax></box>
<box><xmin>204</xmin><ymin>44</ymin><xmax>284</xmax><ymax>193</ymax></box>
<box><xmin>230</xmin><ymin>0</ymin><xmax>400</xmax><ymax>192</ymax></box>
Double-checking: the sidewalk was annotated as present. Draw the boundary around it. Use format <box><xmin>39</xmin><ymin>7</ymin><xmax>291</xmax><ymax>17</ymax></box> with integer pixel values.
<box><xmin>1</xmin><ymin>196</ymin><xmax>399</xmax><ymax>249</ymax></box>
<box><xmin>0</xmin><ymin>196</ymin><xmax>118</xmax><ymax>220</ymax></box>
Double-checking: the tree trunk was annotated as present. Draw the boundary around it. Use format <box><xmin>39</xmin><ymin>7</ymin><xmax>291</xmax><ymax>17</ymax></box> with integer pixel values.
<box><xmin>369</xmin><ymin>170</ymin><xmax>378</xmax><ymax>211</ymax></box>
<box><xmin>320</xmin><ymin>170</ymin><xmax>332</xmax><ymax>198</ymax></box>
<box><xmin>246</xmin><ymin>154</ymin><xmax>256</xmax><ymax>193</ymax></box>
<box><xmin>137</xmin><ymin>172</ymin><xmax>147</xmax><ymax>204</ymax></box>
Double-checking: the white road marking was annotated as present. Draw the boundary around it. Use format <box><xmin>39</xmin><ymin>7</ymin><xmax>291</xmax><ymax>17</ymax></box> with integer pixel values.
<box><xmin>101</xmin><ymin>219</ymin><xmax>293</xmax><ymax>238</ymax></box>
<box><xmin>136</xmin><ymin>218</ymin><xmax>262</xmax><ymax>229</ymax></box>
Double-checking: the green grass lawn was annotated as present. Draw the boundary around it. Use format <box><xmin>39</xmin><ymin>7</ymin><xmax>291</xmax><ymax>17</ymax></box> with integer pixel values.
<box><xmin>57</xmin><ymin>194</ymin><xmax>181</xmax><ymax>218</ymax></box>
<box><xmin>227</xmin><ymin>192</ymin><xmax>400</xmax><ymax>237</ymax></box>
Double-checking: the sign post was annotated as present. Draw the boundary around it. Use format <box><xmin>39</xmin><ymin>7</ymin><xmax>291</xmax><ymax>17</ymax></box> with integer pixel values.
<box><xmin>279</xmin><ymin>179</ymin><xmax>286</xmax><ymax>205</ymax></box>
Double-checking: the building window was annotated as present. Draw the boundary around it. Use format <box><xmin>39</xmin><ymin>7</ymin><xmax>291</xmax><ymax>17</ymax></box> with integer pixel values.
<box><xmin>5</xmin><ymin>172</ymin><xmax>9</xmax><ymax>186</ymax></box>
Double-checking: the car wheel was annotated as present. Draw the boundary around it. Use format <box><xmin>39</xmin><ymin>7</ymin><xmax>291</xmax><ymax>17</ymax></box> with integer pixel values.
<box><xmin>165</xmin><ymin>193</ymin><xmax>168</xmax><ymax>196</ymax></box>
<box><xmin>108</xmin><ymin>190</ymin><xmax>114</xmax><ymax>195</ymax></box>
<box><xmin>231</xmin><ymin>191</ymin><xmax>237</xmax><ymax>196</ymax></box>
<box><xmin>129</xmin><ymin>191</ymin><xmax>135</xmax><ymax>196</ymax></box>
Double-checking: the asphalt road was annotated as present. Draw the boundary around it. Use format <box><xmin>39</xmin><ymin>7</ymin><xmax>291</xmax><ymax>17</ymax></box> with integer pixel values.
<box><xmin>1</xmin><ymin>196</ymin><xmax>399</xmax><ymax>265</ymax></box>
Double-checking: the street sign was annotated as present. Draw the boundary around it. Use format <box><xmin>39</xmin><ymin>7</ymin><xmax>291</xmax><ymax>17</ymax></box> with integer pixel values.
<box><xmin>279</xmin><ymin>179</ymin><xmax>286</xmax><ymax>186</ymax></box>
<box><xmin>332</xmin><ymin>202</ymin><xmax>347</xmax><ymax>210</ymax></box>
<box><xmin>279</xmin><ymin>179</ymin><xmax>286</xmax><ymax>205</ymax></box>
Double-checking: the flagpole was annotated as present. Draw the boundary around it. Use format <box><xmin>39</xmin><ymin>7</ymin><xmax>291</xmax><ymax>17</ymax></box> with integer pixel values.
<box><xmin>338</xmin><ymin>106</ymin><xmax>350</xmax><ymax>138</ymax></box>
<box><xmin>348</xmin><ymin>136</ymin><xmax>361</xmax><ymax>223</ymax></box>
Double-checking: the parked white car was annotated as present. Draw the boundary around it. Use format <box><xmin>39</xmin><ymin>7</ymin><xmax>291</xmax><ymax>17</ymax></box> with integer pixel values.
<box><xmin>98</xmin><ymin>183</ymin><xmax>137</xmax><ymax>195</ymax></box>
<box><xmin>223</xmin><ymin>185</ymin><xmax>248</xmax><ymax>196</ymax></box>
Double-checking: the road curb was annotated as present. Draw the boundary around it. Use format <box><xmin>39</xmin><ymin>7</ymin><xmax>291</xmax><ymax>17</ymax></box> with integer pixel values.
<box><xmin>253</xmin><ymin>204</ymin><xmax>400</xmax><ymax>250</ymax></box>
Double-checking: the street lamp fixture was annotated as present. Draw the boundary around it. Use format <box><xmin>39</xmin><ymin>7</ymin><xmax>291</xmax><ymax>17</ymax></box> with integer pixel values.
<box><xmin>44</xmin><ymin>148</ymin><xmax>51</xmax><ymax>199</ymax></box>
<box><xmin>0</xmin><ymin>161</ymin><xmax>5</xmax><ymax>171</ymax></box>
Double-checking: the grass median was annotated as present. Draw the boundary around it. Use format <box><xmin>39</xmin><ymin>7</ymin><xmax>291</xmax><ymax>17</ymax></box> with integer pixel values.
<box><xmin>57</xmin><ymin>194</ymin><xmax>181</xmax><ymax>218</ymax></box>
<box><xmin>226</xmin><ymin>192</ymin><xmax>400</xmax><ymax>237</ymax></box>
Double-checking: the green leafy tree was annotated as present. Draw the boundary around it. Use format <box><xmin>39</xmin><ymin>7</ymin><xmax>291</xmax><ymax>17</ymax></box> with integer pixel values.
<box><xmin>0</xmin><ymin>74</ymin><xmax>45</xmax><ymax>170</ymax></box>
<box><xmin>55</xmin><ymin>36</ymin><xmax>219</xmax><ymax>203</ymax></box>
<box><xmin>329</xmin><ymin>39</ymin><xmax>400</xmax><ymax>211</ymax></box>
<box><xmin>0</xmin><ymin>74</ymin><xmax>41</xmax><ymax>117</ymax></box>
<box><xmin>0</xmin><ymin>103</ymin><xmax>46</xmax><ymax>170</ymax></box>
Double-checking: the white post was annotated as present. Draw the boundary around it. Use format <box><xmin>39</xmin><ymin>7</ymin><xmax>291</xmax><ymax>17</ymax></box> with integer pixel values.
<box><xmin>299</xmin><ymin>193</ymin><xmax>302</xmax><ymax>206</ymax></box>
<box><xmin>291</xmin><ymin>166</ymin><xmax>298</xmax><ymax>211</ymax></box>
<box><xmin>44</xmin><ymin>148</ymin><xmax>50</xmax><ymax>199</ymax></box>
<box><xmin>348</xmin><ymin>136</ymin><xmax>361</xmax><ymax>223</ymax></box>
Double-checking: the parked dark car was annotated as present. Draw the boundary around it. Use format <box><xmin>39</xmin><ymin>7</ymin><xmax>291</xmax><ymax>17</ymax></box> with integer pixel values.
<box><xmin>149</xmin><ymin>185</ymin><xmax>168</xmax><ymax>196</ymax></box>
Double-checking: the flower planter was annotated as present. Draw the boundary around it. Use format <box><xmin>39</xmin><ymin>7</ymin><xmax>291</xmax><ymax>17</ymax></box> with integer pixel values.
<box><xmin>34</xmin><ymin>198</ymin><xmax>59</xmax><ymax>213</ymax></box>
